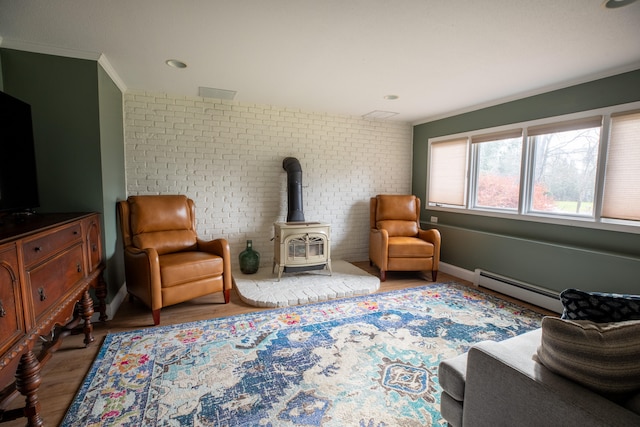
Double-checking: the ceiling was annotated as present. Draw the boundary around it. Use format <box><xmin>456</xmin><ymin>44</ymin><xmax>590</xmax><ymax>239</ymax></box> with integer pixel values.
<box><xmin>1</xmin><ymin>0</ymin><xmax>639</xmax><ymax>124</ymax></box>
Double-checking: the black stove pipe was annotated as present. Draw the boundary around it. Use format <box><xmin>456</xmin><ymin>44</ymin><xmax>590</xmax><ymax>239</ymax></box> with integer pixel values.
<box><xmin>283</xmin><ymin>157</ymin><xmax>305</xmax><ymax>222</ymax></box>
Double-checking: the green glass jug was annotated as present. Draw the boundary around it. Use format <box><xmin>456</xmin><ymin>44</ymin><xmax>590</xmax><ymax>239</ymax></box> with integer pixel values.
<box><xmin>239</xmin><ymin>240</ymin><xmax>260</xmax><ymax>274</ymax></box>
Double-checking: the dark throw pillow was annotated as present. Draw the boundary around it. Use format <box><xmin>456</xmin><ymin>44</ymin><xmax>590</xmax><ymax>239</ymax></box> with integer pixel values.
<box><xmin>560</xmin><ymin>288</ymin><xmax>640</xmax><ymax>323</ymax></box>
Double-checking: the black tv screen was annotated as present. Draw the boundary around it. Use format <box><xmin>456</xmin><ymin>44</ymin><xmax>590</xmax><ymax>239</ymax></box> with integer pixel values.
<box><xmin>0</xmin><ymin>90</ymin><xmax>40</xmax><ymax>213</ymax></box>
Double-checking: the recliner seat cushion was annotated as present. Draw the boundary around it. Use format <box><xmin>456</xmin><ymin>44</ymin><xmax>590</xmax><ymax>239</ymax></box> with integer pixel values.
<box><xmin>388</xmin><ymin>236</ymin><xmax>434</xmax><ymax>258</ymax></box>
<box><xmin>159</xmin><ymin>252</ymin><xmax>224</xmax><ymax>288</ymax></box>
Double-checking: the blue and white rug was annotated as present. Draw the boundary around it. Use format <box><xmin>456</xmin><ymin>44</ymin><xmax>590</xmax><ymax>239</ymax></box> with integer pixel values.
<box><xmin>62</xmin><ymin>282</ymin><xmax>543</xmax><ymax>426</ymax></box>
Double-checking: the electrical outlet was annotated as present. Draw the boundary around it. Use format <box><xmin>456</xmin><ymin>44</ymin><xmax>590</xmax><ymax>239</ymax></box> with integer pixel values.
<box><xmin>430</xmin><ymin>216</ymin><xmax>438</xmax><ymax>223</ymax></box>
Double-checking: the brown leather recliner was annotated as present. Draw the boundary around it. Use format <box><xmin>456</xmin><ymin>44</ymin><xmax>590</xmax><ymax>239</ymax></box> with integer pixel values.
<box><xmin>369</xmin><ymin>194</ymin><xmax>441</xmax><ymax>282</ymax></box>
<box><xmin>117</xmin><ymin>195</ymin><xmax>232</xmax><ymax>325</ymax></box>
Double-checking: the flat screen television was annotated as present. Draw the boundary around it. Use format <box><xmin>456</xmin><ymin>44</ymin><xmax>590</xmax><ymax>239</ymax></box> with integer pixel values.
<box><xmin>0</xmin><ymin>90</ymin><xmax>40</xmax><ymax>213</ymax></box>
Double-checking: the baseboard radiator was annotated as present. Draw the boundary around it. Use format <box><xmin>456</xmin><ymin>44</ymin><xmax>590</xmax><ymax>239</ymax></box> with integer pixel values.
<box><xmin>473</xmin><ymin>269</ymin><xmax>563</xmax><ymax>314</ymax></box>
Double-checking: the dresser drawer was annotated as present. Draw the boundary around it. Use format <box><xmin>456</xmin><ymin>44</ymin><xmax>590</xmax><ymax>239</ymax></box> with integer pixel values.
<box><xmin>27</xmin><ymin>244</ymin><xmax>85</xmax><ymax>323</ymax></box>
<box><xmin>0</xmin><ymin>245</ymin><xmax>25</xmax><ymax>355</ymax></box>
<box><xmin>22</xmin><ymin>223</ymin><xmax>82</xmax><ymax>267</ymax></box>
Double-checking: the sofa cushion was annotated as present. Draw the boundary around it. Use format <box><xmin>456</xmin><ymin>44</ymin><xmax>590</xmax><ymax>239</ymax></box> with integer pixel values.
<box><xmin>438</xmin><ymin>351</ymin><xmax>469</xmax><ymax>401</ymax></box>
<box><xmin>537</xmin><ymin>316</ymin><xmax>640</xmax><ymax>396</ymax></box>
<box><xmin>560</xmin><ymin>288</ymin><xmax>640</xmax><ymax>323</ymax></box>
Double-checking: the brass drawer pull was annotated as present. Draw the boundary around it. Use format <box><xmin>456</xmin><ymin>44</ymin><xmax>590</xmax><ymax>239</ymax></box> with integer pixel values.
<box><xmin>77</xmin><ymin>263</ymin><xmax>82</xmax><ymax>273</ymax></box>
<box><xmin>38</xmin><ymin>287</ymin><xmax>47</xmax><ymax>301</ymax></box>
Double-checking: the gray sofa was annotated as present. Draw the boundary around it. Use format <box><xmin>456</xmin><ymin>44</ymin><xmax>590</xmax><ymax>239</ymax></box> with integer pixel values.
<box><xmin>438</xmin><ymin>328</ymin><xmax>640</xmax><ymax>426</ymax></box>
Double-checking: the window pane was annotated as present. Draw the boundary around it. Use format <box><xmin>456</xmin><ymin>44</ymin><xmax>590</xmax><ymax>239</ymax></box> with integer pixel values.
<box><xmin>428</xmin><ymin>138</ymin><xmax>468</xmax><ymax>206</ymax></box>
<box><xmin>474</xmin><ymin>137</ymin><xmax>522</xmax><ymax>210</ymax></box>
<box><xmin>530</xmin><ymin>127</ymin><xmax>600</xmax><ymax>216</ymax></box>
<box><xmin>602</xmin><ymin>111</ymin><xmax>640</xmax><ymax>221</ymax></box>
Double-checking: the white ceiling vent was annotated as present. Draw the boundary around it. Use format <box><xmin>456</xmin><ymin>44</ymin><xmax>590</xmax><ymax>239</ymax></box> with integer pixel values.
<box><xmin>362</xmin><ymin>110</ymin><xmax>399</xmax><ymax>120</ymax></box>
<box><xmin>198</xmin><ymin>87</ymin><xmax>237</xmax><ymax>100</ymax></box>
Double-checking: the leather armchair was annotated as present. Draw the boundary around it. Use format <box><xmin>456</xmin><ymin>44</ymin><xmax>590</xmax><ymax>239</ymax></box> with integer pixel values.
<box><xmin>369</xmin><ymin>194</ymin><xmax>441</xmax><ymax>282</ymax></box>
<box><xmin>117</xmin><ymin>195</ymin><xmax>232</xmax><ymax>325</ymax></box>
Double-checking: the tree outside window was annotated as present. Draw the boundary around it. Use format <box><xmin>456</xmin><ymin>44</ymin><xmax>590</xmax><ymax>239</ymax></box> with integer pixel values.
<box><xmin>530</xmin><ymin>127</ymin><xmax>600</xmax><ymax>216</ymax></box>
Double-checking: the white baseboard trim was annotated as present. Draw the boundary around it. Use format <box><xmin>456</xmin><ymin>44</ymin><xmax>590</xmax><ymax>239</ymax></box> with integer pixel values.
<box><xmin>439</xmin><ymin>262</ymin><xmax>562</xmax><ymax>313</ymax></box>
<box><xmin>439</xmin><ymin>262</ymin><xmax>476</xmax><ymax>283</ymax></box>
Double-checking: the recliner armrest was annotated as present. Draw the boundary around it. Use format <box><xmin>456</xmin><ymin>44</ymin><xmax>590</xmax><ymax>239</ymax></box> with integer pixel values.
<box><xmin>418</xmin><ymin>228</ymin><xmax>440</xmax><ymax>268</ymax></box>
<box><xmin>368</xmin><ymin>228</ymin><xmax>389</xmax><ymax>269</ymax></box>
<box><xmin>123</xmin><ymin>246</ymin><xmax>162</xmax><ymax>309</ymax></box>
<box><xmin>197</xmin><ymin>238</ymin><xmax>232</xmax><ymax>291</ymax></box>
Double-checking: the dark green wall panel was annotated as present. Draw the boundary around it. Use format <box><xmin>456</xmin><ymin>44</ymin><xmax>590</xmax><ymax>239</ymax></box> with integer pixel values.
<box><xmin>438</xmin><ymin>224</ymin><xmax>640</xmax><ymax>295</ymax></box>
<box><xmin>98</xmin><ymin>64</ymin><xmax>126</xmax><ymax>300</ymax></box>
<box><xmin>1</xmin><ymin>48</ymin><xmax>126</xmax><ymax>303</ymax></box>
<box><xmin>1</xmin><ymin>49</ymin><xmax>102</xmax><ymax>213</ymax></box>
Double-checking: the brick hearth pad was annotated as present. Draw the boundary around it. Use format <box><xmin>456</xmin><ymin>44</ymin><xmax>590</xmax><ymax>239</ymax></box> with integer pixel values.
<box><xmin>233</xmin><ymin>260</ymin><xmax>380</xmax><ymax>308</ymax></box>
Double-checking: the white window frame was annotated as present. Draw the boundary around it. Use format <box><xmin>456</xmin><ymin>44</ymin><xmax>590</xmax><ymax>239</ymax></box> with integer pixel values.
<box><xmin>426</xmin><ymin>101</ymin><xmax>640</xmax><ymax>234</ymax></box>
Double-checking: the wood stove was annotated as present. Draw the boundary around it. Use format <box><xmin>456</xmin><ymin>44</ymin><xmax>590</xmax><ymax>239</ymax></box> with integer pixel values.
<box><xmin>274</xmin><ymin>157</ymin><xmax>332</xmax><ymax>279</ymax></box>
<box><xmin>273</xmin><ymin>222</ymin><xmax>332</xmax><ymax>280</ymax></box>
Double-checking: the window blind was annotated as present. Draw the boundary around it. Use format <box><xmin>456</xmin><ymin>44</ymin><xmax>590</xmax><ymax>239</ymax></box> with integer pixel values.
<box><xmin>602</xmin><ymin>110</ymin><xmax>640</xmax><ymax>221</ymax></box>
<box><xmin>471</xmin><ymin>129</ymin><xmax>523</xmax><ymax>144</ymax></box>
<box><xmin>527</xmin><ymin>116</ymin><xmax>603</xmax><ymax>136</ymax></box>
<box><xmin>428</xmin><ymin>137</ymin><xmax>468</xmax><ymax>206</ymax></box>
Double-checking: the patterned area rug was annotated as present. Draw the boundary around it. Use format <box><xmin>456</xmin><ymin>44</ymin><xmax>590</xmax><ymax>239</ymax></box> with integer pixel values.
<box><xmin>63</xmin><ymin>282</ymin><xmax>543</xmax><ymax>426</ymax></box>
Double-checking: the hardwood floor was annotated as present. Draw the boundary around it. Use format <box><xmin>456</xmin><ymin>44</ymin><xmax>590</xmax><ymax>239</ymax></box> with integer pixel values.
<box><xmin>1</xmin><ymin>262</ymin><xmax>553</xmax><ymax>426</ymax></box>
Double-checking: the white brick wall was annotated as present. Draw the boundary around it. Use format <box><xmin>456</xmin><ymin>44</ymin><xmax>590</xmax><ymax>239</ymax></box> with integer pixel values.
<box><xmin>124</xmin><ymin>91</ymin><xmax>413</xmax><ymax>268</ymax></box>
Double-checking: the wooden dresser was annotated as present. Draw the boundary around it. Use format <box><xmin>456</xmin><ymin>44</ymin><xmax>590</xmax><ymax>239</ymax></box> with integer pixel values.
<box><xmin>0</xmin><ymin>213</ymin><xmax>106</xmax><ymax>426</ymax></box>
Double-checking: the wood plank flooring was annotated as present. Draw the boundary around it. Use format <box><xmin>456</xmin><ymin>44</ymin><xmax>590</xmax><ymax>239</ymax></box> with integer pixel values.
<box><xmin>1</xmin><ymin>262</ymin><xmax>553</xmax><ymax>426</ymax></box>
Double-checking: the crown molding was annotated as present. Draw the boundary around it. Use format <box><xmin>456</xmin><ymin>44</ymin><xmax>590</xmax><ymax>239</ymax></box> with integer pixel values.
<box><xmin>98</xmin><ymin>54</ymin><xmax>127</xmax><ymax>93</ymax></box>
<box><xmin>0</xmin><ymin>38</ymin><xmax>100</xmax><ymax>60</ymax></box>
<box><xmin>0</xmin><ymin>38</ymin><xmax>127</xmax><ymax>93</ymax></box>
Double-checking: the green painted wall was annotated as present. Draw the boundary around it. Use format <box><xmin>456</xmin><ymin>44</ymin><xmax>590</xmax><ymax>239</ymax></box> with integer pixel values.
<box><xmin>0</xmin><ymin>48</ymin><xmax>126</xmax><ymax>302</ymax></box>
<box><xmin>1</xmin><ymin>49</ymin><xmax>103</xmax><ymax>212</ymax></box>
<box><xmin>97</xmin><ymin>65</ymin><xmax>126</xmax><ymax>301</ymax></box>
<box><xmin>413</xmin><ymin>69</ymin><xmax>640</xmax><ymax>295</ymax></box>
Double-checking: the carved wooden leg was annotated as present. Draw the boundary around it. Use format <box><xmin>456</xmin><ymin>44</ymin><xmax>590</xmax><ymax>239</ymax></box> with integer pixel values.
<box><xmin>380</xmin><ymin>270</ymin><xmax>386</xmax><ymax>282</ymax></box>
<box><xmin>152</xmin><ymin>309</ymin><xmax>161</xmax><ymax>326</ymax></box>
<box><xmin>224</xmin><ymin>289</ymin><xmax>231</xmax><ymax>304</ymax></box>
<box><xmin>94</xmin><ymin>273</ymin><xmax>108</xmax><ymax>322</ymax></box>
<box><xmin>81</xmin><ymin>290</ymin><xmax>95</xmax><ymax>346</ymax></box>
<box><xmin>432</xmin><ymin>270</ymin><xmax>438</xmax><ymax>282</ymax></box>
<box><xmin>15</xmin><ymin>350</ymin><xmax>44</xmax><ymax>427</ymax></box>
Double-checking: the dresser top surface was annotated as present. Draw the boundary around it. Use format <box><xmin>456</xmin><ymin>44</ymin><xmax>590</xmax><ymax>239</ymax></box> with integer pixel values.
<box><xmin>0</xmin><ymin>212</ymin><xmax>96</xmax><ymax>244</ymax></box>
